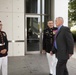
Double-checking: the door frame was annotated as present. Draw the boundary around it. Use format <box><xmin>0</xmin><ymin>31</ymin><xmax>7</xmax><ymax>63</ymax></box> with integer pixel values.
<box><xmin>25</xmin><ymin>14</ymin><xmax>42</xmax><ymax>54</ymax></box>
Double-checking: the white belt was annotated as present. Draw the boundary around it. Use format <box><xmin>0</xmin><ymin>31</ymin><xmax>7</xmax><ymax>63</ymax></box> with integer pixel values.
<box><xmin>0</xmin><ymin>43</ymin><xmax>5</xmax><ymax>46</ymax></box>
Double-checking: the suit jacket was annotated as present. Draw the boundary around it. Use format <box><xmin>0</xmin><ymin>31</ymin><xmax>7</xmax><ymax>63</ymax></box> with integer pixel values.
<box><xmin>52</xmin><ymin>26</ymin><xmax>74</xmax><ymax>60</ymax></box>
<box><xmin>43</xmin><ymin>27</ymin><xmax>57</xmax><ymax>53</ymax></box>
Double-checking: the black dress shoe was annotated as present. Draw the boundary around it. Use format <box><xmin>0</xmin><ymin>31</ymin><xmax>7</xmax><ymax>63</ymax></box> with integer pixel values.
<box><xmin>49</xmin><ymin>74</ymin><xmax>52</xmax><ymax>75</ymax></box>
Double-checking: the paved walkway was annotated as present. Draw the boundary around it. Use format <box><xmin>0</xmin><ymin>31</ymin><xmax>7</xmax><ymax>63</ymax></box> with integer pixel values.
<box><xmin>8</xmin><ymin>54</ymin><xmax>76</xmax><ymax>75</ymax></box>
<box><xmin>0</xmin><ymin>43</ymin><xmax>75</xmax><ymax>75</ymax></box>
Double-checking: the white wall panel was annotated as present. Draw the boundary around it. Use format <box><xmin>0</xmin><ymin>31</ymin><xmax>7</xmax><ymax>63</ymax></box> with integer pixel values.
<box><xmin>13</xmin><ymin>0</ymin><xmax>24</xmax><ymax>12</ymax></box>
<box><xmin>0</xmin><ymin>0</ymin><xmax>12</xmax><ymax>12</ymax></box>
<box><xmin>13</xmin><ymin>42</ymin><xmax>24</xmax><ymax>56</ymax></box>
<box><xmin>8</xmin><ymin>43</ymin><xmax>13</xmax><ymax>56</ymax></box>
<box><xmin>0</xmin><ymin>0</ymin><xmax>25</xmax><ymax>56</ymax></box>
<box><xmin>0</xmin><ymin>13</ymin><xmax>13</xmax><ymax>40</ymax></box>
<box><xmin>13</xmin><ymin>13</ymin><xmax>24</xmax><ymax>40</ymax></box>
<box><xmin>54</xmin><ymin>0</ymin><xmax>68</xmax><ymax>26</ymax></box>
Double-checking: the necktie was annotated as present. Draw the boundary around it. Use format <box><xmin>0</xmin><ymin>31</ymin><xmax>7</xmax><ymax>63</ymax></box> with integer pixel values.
<box><xmin>54</xmin><ymin>30</ymin><xmax>58</xmax><ymax>49</ymax></box>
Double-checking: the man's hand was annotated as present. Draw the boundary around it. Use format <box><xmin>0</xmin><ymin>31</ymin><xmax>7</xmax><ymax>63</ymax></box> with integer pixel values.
<box><xmin>50</xmin><ymin>51</ymin><xmax>53</xmax><ymax>55</ymax></box>
<box><xmin>42</xmin><ymin>50</ymin><xmax>46</xmax><ymax>54</ymax></box>
<box><xmin>69</xmin><ymin>54</ymin><xmax>72</xmax><ymax>58</ymax></box>
<box><xmin>0</xmin><ymin>49</ymin><xmax>7</xmax><ymax>54</ymax></box>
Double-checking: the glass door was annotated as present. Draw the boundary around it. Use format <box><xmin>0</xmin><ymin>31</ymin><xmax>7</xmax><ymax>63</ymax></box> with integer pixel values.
<box><xmin>25</xmin><ymin>15</ymin><xmax>41</xmax><ymax>53</ymax></box>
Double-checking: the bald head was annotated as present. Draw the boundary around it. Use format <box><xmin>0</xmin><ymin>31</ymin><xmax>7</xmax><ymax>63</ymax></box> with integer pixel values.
<box><xmin>55</xmin><ymin>17</ymin><xmax>64</xmax><ymax>27</ymax></box>
<box><xmin>47</xmin><ymin>20</ymin><xmax>54</xmax><ymax>28</ymax></box>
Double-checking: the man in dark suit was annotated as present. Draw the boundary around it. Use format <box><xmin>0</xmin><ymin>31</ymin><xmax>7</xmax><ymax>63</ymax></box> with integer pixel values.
<box><xmin>51</xmin><ymin>17</ymin><xmax>74</xmax><ymax>75</ymax></box>
<box><xmin>43</xmin><ymin>20</ymin><xmax>57</xmax><ymax>75</ymax></box>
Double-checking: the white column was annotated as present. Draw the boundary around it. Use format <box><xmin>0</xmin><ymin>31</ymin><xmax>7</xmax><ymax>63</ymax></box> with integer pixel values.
<box><xmin>54</xmin><ymin>0</ymin><xmax>68</xmax><ymax>26</ymax></box>
<box><xmin>0</xmin><ymin>0</ymin><xmax>25</xmax><ymax>56</ymax></box>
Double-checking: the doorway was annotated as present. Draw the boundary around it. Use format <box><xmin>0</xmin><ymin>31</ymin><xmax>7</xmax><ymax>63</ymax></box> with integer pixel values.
<box><xmin>25</xmin><ymin>15</ymin><xmax>42</xmax><ymax>54</ymax></box>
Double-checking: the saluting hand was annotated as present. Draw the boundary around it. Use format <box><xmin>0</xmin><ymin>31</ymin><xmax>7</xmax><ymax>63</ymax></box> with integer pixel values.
<box><xmin>0</xmin><ymin>49</ymin><xmax>7</xmax><ymax>54</ymax></box>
